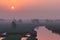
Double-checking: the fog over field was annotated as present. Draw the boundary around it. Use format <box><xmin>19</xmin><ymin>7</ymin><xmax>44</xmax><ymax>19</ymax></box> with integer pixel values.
<box><xmin>0</xmin><ymin>0</ymin><xmax>60</xmax><ymax>40</ymax></box>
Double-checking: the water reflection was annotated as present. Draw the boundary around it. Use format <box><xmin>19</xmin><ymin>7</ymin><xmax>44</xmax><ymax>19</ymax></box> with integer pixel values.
<box><xmin>0</xmin><ymin>37</ymin><xmax>4</xmax><ymax>40</ymax></box>
<box><xmin>37</xmin><ymin>26</ymin><xmax>60</xmax><ymax>40</ymax></box>
<box><xmin>0</xmin><ymin>26</ymin><xmax>60</xmax><ymax>40</ymax></box>
<box><xmin>21</xmin><ymin>37</ymin><xmax>27</xmax><ymax>40</ymax></box>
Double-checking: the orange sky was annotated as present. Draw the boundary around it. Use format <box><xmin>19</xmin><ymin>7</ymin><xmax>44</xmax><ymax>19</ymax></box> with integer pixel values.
<box><xmin>0</xmin><ymin>0</ymin><xmax>27</xmax><ymax>10</ymax></box>
<box><xmin>0</xmin><ymin>0</ymin><xmax>60</xmax><ymax>19</ymax></box>
<box><xmin>0</xmin><ymin>0</ymin><xmax>40</xmax><ymax>10</ymax></box>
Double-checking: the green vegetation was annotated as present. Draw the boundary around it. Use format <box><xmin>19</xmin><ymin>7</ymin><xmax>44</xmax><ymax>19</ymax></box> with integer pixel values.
<box><xmin>27</xmin><ymin>36</ymin><xmax>37</xmax><ymax>40</ymax></box>
<box><xmin>4</xmin><ymin>35</ymin><xmax>21</xmax><ymax>40</ymax></box>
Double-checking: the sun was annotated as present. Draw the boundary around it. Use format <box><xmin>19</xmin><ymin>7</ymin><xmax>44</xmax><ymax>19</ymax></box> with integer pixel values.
<box><xmin>11</xmin><ymin>6</ymin><xmax>15</xmax><ymax>10</ymax></box>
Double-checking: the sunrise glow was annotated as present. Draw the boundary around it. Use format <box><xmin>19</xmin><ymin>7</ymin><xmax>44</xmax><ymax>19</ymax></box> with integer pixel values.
<box><xmin>11</xmin><ymin>6</ymin><xmax>15</xmax><ymax>10</ymax></box>
<box><xmin>0</xmin><ymin>0</ymin><xmax>36</xmax><ymax>10</ymax></box>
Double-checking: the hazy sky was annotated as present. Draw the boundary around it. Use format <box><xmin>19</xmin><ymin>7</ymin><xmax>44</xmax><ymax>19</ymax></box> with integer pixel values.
<box><xmin>0</xmin><ymin>0</ymin><xmax>60</xmax><ymax>40</ymax></box>
<box><xmin>0</xmin><ymin>0</ymin><xmax>60</xmax><ymax>19</ymax></box>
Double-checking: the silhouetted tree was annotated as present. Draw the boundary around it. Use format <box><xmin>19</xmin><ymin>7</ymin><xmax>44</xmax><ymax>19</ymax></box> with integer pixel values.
<box><xmin>11</xmin><ymin>20</ymin><xmax>16</xmax><ymax>29</ymax></box>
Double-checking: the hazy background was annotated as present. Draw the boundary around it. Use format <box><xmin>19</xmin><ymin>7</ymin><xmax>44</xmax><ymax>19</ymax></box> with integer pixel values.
<box><xmin>0</xmin><ymin>0</ymin><xmax>60</xmax><ymax>40</ymax></box>
<box><xmin>0</xmin><ymin>0</ymin><xmax>60</xmax><ymax>19</ymax></box>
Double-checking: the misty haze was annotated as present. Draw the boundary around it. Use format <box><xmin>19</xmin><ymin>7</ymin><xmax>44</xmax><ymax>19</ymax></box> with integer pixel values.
<box><xmin>0</xmin><ymin>0</ymin><xmax>60</xmax><ymax>40</ymax></box>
